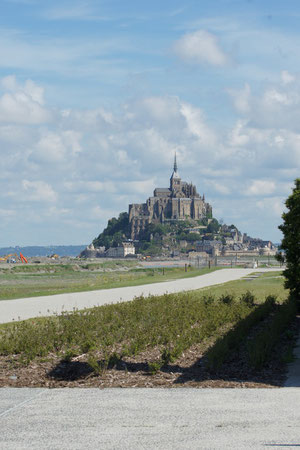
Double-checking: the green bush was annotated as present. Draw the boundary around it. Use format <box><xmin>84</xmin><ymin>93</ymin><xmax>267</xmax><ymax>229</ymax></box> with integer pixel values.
<box><xmin>205</xmin><ymin>294</ymin><xmax>277</xmax><ymax>370</ymax></box>
<box><xmin>248</xmin><ymin>296</ymin><xmax>297</xmax><ymax>369</ymax></box>
<box><xmin>277</xmin><ymin>178</ymin><xmax>300</xmax><ymax>305</ymax></box>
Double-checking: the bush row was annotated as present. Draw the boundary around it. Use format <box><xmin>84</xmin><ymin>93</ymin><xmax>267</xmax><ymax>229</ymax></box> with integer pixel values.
<box><xmin>0</xmin><ymin>291</ymin><xmax>255</xmax><ymax>364</ymax></box>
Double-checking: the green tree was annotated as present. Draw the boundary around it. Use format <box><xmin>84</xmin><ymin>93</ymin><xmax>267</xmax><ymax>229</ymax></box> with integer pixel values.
<box><xmin>93</xmin><ymin>212</ymin><xmax>130</xmax><ymax>248</ymax></box>
<box><xmin>278</xmin><ymin>178</ymin><xmax>300</xmax><ymax>303</ymax></box>
<box><xmin>207</xmin><ymin>218</ymin><xmax>220</xmax><ymax>234</ymax></box>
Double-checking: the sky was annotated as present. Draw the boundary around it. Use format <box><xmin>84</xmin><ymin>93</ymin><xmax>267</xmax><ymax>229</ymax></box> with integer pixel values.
<box><xmin>0</xmin><ymin>0</ymin><xmax>299</xmax><ymax>246</ymax></box>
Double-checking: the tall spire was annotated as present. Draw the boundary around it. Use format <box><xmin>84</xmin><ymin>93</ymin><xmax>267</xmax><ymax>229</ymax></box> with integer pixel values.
<box><xmin>173</xmin><ymin>152</ymin><xmax>178</xmax><ymax>173</ymax></box>
<box><xmin>170</xmin><ymin>151</ymin><xmax>180</xmax><ymax>188</ymax></box>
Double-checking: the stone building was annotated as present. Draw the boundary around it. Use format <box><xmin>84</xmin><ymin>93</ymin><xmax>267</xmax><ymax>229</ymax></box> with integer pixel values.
<box><xmin>79</xmin><ymin>243</ymin><xmax>105</xmax><ymax>258</ymax></box>
<box><xmin>196</xmin><ymin>240</ymin><xmax>222</xmax><ymax>255</ymax></box>
<box><xmin>106</xmin><ymin>242</ymin><xmax>135</xmax><ymax>258</ymax></box>
<box><xmin>129</xmin><ymin>155</ymin><xmax>212</xmax><ymax>239</ymax></box>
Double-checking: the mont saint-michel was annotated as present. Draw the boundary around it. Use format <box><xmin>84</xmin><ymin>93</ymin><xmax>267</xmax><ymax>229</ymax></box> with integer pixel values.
<box><xmin>129</xmin><ymin>155</ymin><xmax>212</xmax><ymax>240</ymax></box>
<box><xmin>82</xmin><ymin>156</ymin><xmax>276</xmax><ymax>259</ymax></box>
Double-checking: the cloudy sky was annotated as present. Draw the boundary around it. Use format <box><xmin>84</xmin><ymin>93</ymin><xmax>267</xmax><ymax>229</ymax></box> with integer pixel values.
<box><xmin>0</xmin><ymin>0</ymin><xmax>299</xmax><ymax>246</ymax></box>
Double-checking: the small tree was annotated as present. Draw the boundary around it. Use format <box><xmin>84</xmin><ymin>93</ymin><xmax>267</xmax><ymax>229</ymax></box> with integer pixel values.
<box><xmin>207</xmin><ymin>218</ymin><xmax>220</xmax><ymax>234</ymax></box>
<box><xmin>278</xmin><ymin>178</ymin><xmax>300</xmax><ymax>303</ymax></box>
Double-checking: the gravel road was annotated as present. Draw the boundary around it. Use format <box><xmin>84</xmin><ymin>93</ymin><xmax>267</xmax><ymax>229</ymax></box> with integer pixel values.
<box><xmin>0</xmin><ymin>268</ymin><xmax>281</xmax><ymax>324</ymax></box>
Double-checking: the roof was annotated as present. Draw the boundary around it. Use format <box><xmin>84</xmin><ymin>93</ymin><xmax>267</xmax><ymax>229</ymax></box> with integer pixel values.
<box><xmin>155</xmin><ymin>188</ymin><xmax>170</xmax><ymax>192</ymax></box>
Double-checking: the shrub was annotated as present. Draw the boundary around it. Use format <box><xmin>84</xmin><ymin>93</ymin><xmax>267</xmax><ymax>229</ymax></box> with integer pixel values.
<box><xmin>277</xmin><ymin>178</ymin><xmax>300</xmax><ymax>305</ymax></box>
<box><xmin>247</xmin><ymin>296</ymin><xmax>297</xmax><ymax>369</ymax></box>
<box><xmin>240</xmin><ymin>291</ymin><xmax>255</xmax><ymax>307</ymax></box>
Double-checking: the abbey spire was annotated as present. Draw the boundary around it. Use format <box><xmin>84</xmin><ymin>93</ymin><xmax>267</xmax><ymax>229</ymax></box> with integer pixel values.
<box><xmin>170</xmin><ymin>152</ymin><xmax>181</xmax><ymax>192</ymax></box>
<box><xmin>173</xmin><ymin>152</ymin><xmax>178</xmax><ymax>173</ymax></box>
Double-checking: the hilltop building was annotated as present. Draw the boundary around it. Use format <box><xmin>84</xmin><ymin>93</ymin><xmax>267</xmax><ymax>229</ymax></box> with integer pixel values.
<box><xmin>129</xmin><ymin>155</ymin><xmax>212</xmax><ymax>239</ymax></box>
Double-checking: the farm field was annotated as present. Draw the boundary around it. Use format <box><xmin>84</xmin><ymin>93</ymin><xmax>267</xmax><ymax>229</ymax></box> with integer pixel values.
<box><xmin>0</xmin><ymin>261</ymin><xmax>219</xmax><ymax>301</ymax></box>
<box><xmin>0</xmin><ymin>270</ymin><xmax>297</xmax><ymax>389</ymax></box>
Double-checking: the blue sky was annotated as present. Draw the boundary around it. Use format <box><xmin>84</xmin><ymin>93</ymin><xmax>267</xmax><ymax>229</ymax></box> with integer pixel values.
<box><xmin>0</xmin><ymin>0</ymin><xmax>299</xmax><ymax>245</ymax></box>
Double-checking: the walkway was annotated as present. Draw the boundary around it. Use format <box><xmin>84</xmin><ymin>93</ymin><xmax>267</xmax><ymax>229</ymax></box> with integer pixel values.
<box><xmin>0</xmin><ymin>268</ymin><xmax>280</xmax><ymax>324</ymax></box>
<box><xmin>0</xmin><ymin>388</ymin><xmax>299</xmax><ymax>449</ymax></box>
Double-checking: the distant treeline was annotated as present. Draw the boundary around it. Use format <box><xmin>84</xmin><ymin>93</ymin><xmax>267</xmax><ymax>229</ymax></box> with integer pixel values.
<box><xmin>0</xmin><ymin>245</ymin><xmax>87</xmax><ymax>257</ymax></box>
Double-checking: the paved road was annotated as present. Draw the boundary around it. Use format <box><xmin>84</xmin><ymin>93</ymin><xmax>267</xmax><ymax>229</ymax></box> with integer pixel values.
<box><xmin>285</xmin><ymin>329</ymin><xmax>300</xmax><ymax>387</ymax></box>
<box><xmin>0</xmin><ymin>268</ymin><xmax>281</xmax><ymax>324</ymax></box>
<box><xmin>0</xmin><ymin>388</ymin><xmax>299</xmax><ymax>449</ymax></box>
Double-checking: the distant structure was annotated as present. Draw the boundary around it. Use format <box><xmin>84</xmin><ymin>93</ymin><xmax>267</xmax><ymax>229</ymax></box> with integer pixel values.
<box><xmin>129</xmin><ymin>154</ymin><xmax>212</xmax><ymax>239</ymax></box>
<box><xmin>80</xmin><ymin>242</ymin><xmax>135</xmax><ymax>259</ymax></box>
<box><xmin>106</xmin><ymin>242</ymin><xmax>135</xmax><ymax>258</ymax></box>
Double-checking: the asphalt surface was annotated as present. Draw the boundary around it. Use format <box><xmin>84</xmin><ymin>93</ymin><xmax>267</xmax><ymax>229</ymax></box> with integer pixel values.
<box><xmin>2</xmin><ymin>266</ymin><xmax>300</xmax><ymax>450</ymax></box>
<box><xmin>0</xmin><ymin>267</ymin><xmax>281</xmax><ymax>323</ymax></box>
<box><xmin>285</xmin><ymin>329</ymin><xmax>300</xmax><ymax>387</ymax></box>
<box><xmin>0</xmin><ymin>388</ymin><xmax>300</xmax><ymax>449</ymax></box>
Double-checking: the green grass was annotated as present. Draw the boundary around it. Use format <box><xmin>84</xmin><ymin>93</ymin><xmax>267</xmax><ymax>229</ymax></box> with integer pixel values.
<box><xmin>199</xmin><ymin>272</ymin><xmax>286</xmax><ymax>303</ymax></box>
<box><xmin>0</xmin><ymin>290</ymin><xmax>259</xmax><ymax>363</ymax></box>
<box><xmin>0</xmin><ymin>264</ymin><xmax>220</xmax><ymax>301</ymax></box>
<box><xmin>0</xmin><ymin>270</ymin><xmax>292</xmax><ymax>374</ymax></box>
<box><xmin>3</xmin><ymin>260</ymin><xmax>138</xmax><ymax>272</ymax></box>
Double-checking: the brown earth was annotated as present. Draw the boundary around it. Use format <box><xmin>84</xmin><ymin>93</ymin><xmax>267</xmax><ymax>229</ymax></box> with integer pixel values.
<box><xmin>2</xmin><ymin>319</ymin><xmax>299</xmax><ymax>389</ymax></box>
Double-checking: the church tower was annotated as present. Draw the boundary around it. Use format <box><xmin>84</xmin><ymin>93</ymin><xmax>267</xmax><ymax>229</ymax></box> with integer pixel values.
<box><xmin>170</xmin><ymin>153</ymin><xmax>181</xmax><ymax>194</ymax></box>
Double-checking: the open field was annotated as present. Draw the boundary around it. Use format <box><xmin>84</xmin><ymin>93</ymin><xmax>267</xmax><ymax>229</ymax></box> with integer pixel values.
<box><xmin>0</xmin><ymin>270</ymin><xmax>297</xmax><ymax>388</ymax></box>
<box><xmin>200</xmin><ymin>271</ymin><xmax>287</xmax><ymax>302</ymax></box>
<box><xmin>0</xmin><ymin>262</ymin><xmax>220</xmax><ymax>301</ymax></box>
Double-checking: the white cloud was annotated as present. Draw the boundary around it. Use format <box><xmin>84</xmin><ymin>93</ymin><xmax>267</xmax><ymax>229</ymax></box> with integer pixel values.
<box><xmin>22</xmin><ymin>180</ymin><xmax>57</xmax><ymax>202</ymax></box>
<box><xmin>227</xmin><ymin>84</ymin><xmax>251</xmax><ymax>114</ymax></box>
<box><xmin>30</xmin><ymin>130</ymin><xmax>81</xmax><ymax>164</ymax></box>
<box><xmin>1</xmin><ymin>75</ymin><xmax>18</xmax><ymax>91</ymax></box>
<box><xmin>136</xmin><ymin>96</ymin><xmax>181</xmax><ymax>123</ymax></box>
<box><xmin>0</xmin><ymin>76</ymin><xmax>50</xmax><ymax>124</ymax></box>
<box><xmin>125</xmin><ymin>179</ymin><xmax>156</xmax><ymax>195</ymax></box>
<box><xmin>0</xmin><ymin>208</ymin><xmax>16</xmax><ymax>218</ymax></box>
<box><xmin>91</xmin><ymin>205</ymin><xmax>118</xmax><ymax>220</ymax></box>
<box><xmin>173</xmin><ymin>30</ymin><xmax>229</xmax><ymax>66</ymax></box>
<box><xmin>256</xmin><ymin>197</ymin><xmax>285</xmax><ymax>217</ymax></box>
<box><xmin>228</xmin><ymin>120</ymin><xmax>250</xmax><ymax>147</ymax></box>
<box><xmin>180</xmin><ymin>102</ymin><xmax>216</xmax><ymax>146</ymax></box>
<box><xmin>281</xmin><ymin>70</ymin><xmax>296</xmax><ymax>85</ymax></box>
<box><xmin>44</xmin><ymin>206</ymin><xmax>70</xmax><ymax>218</ymax></box>
<box><xmin>247</xmin><ymin>180</ymin><xmax>276</xmax><ymax>196</ymax></box>
<box><xmin>206</xmin><ymin>180</ymin><xmax>231</xmax><ymax>195</ymax></box>
<box><xmin>115</xmin><ymin>150</ymin><xmax>136</xmax><ymax>167</ymax></box>
<box><xmin>64</xmin><ymin>181</ymin><xmax>117</xmax><ymax>194</ymax></box>
<box><xmin>0</xmin><ymin>75</ymin><xmax>298</xmax><ymax>245</ymax></box>
<box><xmin>228</xmin><ymin>77</ymin><xmax>300</xmax><ymax>131</ymax></box>
<box><xmin>32</xmin><ymin>133</ymin><xmax>66</xmax><ymax>163</ymax></box>
<box><xmin>263</xmin><ymin>89</ymin><xmax>292</xmax><ymax>107</ymax></box>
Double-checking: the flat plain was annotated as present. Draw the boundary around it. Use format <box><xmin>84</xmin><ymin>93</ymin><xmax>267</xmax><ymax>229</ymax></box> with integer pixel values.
<box><xmin>0</xmin><ymin>260</ymin><xmax>219</xmax><ymax>301</ymax></box>
<box><xmin>1</xmin><ymin>265</ymin><xmax>297</xmax><ymax>389</ymax></box>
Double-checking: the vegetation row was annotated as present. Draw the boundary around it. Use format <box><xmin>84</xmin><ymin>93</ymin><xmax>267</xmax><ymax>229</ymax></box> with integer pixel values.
<box><xmin>0</xmin><ymin>289</ymin><xmax>295</xmax><ymax>375</ymax></box>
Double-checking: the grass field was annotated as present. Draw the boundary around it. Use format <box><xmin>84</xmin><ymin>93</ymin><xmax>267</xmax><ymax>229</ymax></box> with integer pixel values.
<box><xmin>199</xmin><ymin>271</ymin><xmax>287</xmax><ymax>302</ymax></box>
<box><xmin>0</xmin><ymin>262</ymin><xmax>220</xmax><ymax>301</ymax></box>
<box><xmin>0</xmin><ymin>270</ymin><xmax>290</xmax><ymax>364</ymax></box>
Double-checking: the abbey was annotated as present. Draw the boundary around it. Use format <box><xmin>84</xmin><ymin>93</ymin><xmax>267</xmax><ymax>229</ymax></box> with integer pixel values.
<box><xmin>129</xmin><ymin>156</ymin><xmax>212</xmax><ymax>239</ymax></box>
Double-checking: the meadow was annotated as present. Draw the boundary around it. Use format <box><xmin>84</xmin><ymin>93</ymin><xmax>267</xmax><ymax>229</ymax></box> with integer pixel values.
<box><xmin>0</xmin><ymin>269</ymin><xmax>296</xmax><ymax>388</ymax></box>
<box><xmin>0</xmin><ymin>262</ymin><xmax>219</xmax><ymax>301</ymax></box>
